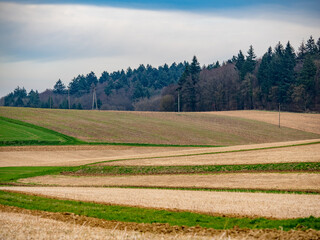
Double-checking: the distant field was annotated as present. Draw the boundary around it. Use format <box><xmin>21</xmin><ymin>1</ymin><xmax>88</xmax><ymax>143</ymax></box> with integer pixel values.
<box><xmin>210</xmin><ymin>110</ymin><xmax>320</xmax><ymax>134</ymax></box>
<box><xmin>1</xmin><ymin>107</ymin><xmax>319</xmax><ymax>146</ymax></box>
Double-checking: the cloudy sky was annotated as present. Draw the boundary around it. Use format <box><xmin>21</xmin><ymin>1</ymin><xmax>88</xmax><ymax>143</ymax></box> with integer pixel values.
<box><xmin>0</xmin><ymin>0</ymin><xmax>320</xmax><ymax>97</ymax></box>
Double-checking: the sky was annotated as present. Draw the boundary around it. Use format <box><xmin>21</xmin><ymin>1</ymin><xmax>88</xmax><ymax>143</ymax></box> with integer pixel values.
<box><xmin>0</xmin><ymin>0</ymin><xmax>320</xmax><ymax>98</ymax></box>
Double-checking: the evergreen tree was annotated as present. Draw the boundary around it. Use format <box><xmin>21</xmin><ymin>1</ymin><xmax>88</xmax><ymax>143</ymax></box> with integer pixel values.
<box><xmin>99</xmin><ymin>71</ymin><xmax>109</xmax><ymax>84</ymax></box>
<box><xmin>27</xmin><ymin>90</ymin><xmax>40</xmax><ymax>108</ymax></box>
<box><xmin>306</xmin><ymin>36</ymin><xmax>317</xmax><ymax>55</ymax></box>
<box><xmin>258</xmin><ymin>47</ymin><xmax>273</xmax><ymax>96</ymax></box>
<box><xmin>298</xmin><ymin>41</ymin><xmax>307</xmax><ymax>59</ymax></box>
<box><xmin>53</xmin><ymin>79</ymin><xmax>66</xmax><ymax>94</ymax></box>
<box><xmin>235</xmin><ymin>50</ymin><xmax>245</xmax><ymax>72</ymax></box>
<box><xmin>299</xmin><ymin>55</ymin><xmax>316</xmax><ymax>91</ymax></box>
<box><xmin>86</xmin><ymin>72</ymin><xmax>98</xmax><ymax>87</ymax></box>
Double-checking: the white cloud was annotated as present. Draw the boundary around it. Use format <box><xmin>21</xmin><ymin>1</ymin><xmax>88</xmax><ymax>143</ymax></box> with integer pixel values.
<box><xmin>0</xmin><ymin>2</ymin><xmax>320</xmax><ymax>97</ymax></box>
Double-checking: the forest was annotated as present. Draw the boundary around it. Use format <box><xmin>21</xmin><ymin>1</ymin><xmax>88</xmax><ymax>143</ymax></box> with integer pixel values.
<box><xmin>1</xmin><ymin>35</ymin><xmax>320</xmax><ymax>112</ymax></box>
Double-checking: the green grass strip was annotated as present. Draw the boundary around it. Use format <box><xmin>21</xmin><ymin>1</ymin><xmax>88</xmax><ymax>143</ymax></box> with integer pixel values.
<box><xmin>0</xmin><ymin>190</ymin><xmax>319</xmax><ymax>230</ymax></box>
<box><xmin>89</xmin><ymin>141</ymin><xmax>320</xmax><ymax>165</ymax></box>
<box><xmin>74</xmin><ymin>162</ymin><xmax>320</xmax><ymax>175</ymax></box>
<box><xmin>0</xmin><ymin>116</ymin><xmax>83</xmax><ymax>146</ymax></box>
<box><xmin>100</xmin><ymin>185</ymin><xmax>319</xmax><ymax>195</ymax></box>
<box><xmin>0</xmin><ymin>166</ymin><xmax>79</xmax><ymax>183</ymax></box>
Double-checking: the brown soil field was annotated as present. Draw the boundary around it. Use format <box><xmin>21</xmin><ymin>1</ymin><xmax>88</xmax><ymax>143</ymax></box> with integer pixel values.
<box><xmin>20</xmin><ymin>173</ymin><xmax>320</xmax><ymax>192</ymax></box>
<box><xmin>2</xmin><ymin>205</ymin><xmax>319</xmax><ymax>240</ymax></box>
<box><xmin>210</xmin><ymin>110</ymin><xmax>320</xmax><ymax>134</ymax></box>
<box><xmin>99</xmin><ymin>142</ymin><xmax>320</xmax><ymax>166</ymax></box>
<box><xmin>0</xmin><ymin>145</ymin><xmax>196</xmax><ymax>167</ymax></box>
<box><xmin>1</xmin><ymin>107</ymin><xmax>319</xmax><ymax>146</ymax></box>
<box><xmin>0</xmin><ymin>207</ymin><xmax>213</xmax><ymax>240</ymax></box>
<box><xmin>1</xmin><ymin>139</ymin><xmax>318</xmax><ymax>167</ymax></box>
<box><xmin>1</xmin><ymin>187</ymin><xmax>319</xmax><ymax>219</ymax></box>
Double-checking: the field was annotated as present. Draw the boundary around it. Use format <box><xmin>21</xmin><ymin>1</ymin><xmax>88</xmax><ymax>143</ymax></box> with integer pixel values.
<box><xmin>1</xmin><ymin>107</ymin><xmax>320</xmax><ymax>239</ymax></box>
<box><xmin>1</xmin><ymin>107</ymin><xmax>319</xmax><ymax>145</ymax></box>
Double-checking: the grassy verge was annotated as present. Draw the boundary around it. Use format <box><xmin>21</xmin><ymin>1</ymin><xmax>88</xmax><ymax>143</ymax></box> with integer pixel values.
<box><xmin>0</xmin><ymin>190</ymin><xmax>319</xmax><ymax>230</ymax></box>
<box><xmin>0</xmin><ymin>116</ymin><xmax>82</xmax><ymax>146</ymax></box>
<box><xmin>73</xmin><ymin>162</ymin><xmax>320</xmax><ymax>176</ymax></box>
<box><xmin>0</xmin><ymin>166</ymin><xmax>78</xmax><ymax>183</ymax></box>
<box><xmin>92</xmin><ymin>186</ymin><xmax>320</xmax><ymax>195</ymax></box>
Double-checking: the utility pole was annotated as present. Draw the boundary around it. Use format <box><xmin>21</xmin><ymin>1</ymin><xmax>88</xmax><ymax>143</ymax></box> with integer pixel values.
<box><xmin>278</xmin><ymin>103</ymin><xmax>281</xmax><ymax>128</ymax></box>
<box><xmin>68</xmin><ymin>87</ymin><xmax>70</xmax><ymax>110</ymax></box>
<box><xmin>92</xmin><ymin>86</ymin><xmax>98</xmax><ymax>110</ymax></box>
<box><xmin>178</xmin><ymin>89</ymin><xmax>180</xmax><ymax>112</ymax></box>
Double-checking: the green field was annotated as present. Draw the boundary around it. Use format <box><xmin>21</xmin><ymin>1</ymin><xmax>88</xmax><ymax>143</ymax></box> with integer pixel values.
<box><xmin>0</xmin><ymin>191</ymin><xmax>319</xmax><ymax>231</ymax></box>
<box><xmin>0</xmin><ymin>107</ymin><xmax>319</xmax><ymax>146</ymax></box>
<box><xmin>0</xmin><ymin>116</ymin><xmax>80</xmax><ymax>146</ymax></box>
<box><xmin>1</xmin><ymin>107</ymin><xmax>319</xmax><ymax>236</ymax></box>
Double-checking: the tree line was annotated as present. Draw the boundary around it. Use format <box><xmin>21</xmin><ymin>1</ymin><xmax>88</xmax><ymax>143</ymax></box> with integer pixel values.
<box><xmin>171</xmin><ymin>36</ymin><xmax>320</xmax><ymax>112</ymax></box>
<box><xmin>2</xmin><ymin>35</ymin><xmax>320</xmax><ymax>112</ymax></box>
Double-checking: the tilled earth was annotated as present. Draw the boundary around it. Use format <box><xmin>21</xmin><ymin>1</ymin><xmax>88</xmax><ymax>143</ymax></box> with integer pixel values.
<box><xmin>0</xmin><ymin>204</ymin><xmax>319</xmax><ymax>239</ymax></box>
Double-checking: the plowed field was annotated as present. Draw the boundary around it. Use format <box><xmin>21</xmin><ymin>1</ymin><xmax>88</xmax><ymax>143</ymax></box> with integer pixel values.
<box><xmin>99</xmin><ymin>142</ymin><xmax>320</xmax><ymax>166</ymax></box>
<box><xmin>19</xmin><ymin>173</ymin><xmax>320</xmax><ymax>192</ymax></box>
<box><xmin>1</xmin><ymin>139</ymin><xmax>318</xmax><ymax>167</ymax></box>
<box><xmin>210</xmin><ymin>110</ymin><xmax>320</xmax><ymax>134</ymax></box>
<box><xmin>1</xmin><ymin>187</ymin><xmax>319</xmax><ymax>219</ymax></box>
<box><xmin>2</xmin><ymin>205</ymin><xmax>319</xmax><ymax>240</ymax></box>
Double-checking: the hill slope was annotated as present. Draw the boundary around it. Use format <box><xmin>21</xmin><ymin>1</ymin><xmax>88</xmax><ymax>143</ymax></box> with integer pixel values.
<box><xmin>1</xmin><ymin>107</ymin><xmax>319</xmax><ymax>146</ymax></box>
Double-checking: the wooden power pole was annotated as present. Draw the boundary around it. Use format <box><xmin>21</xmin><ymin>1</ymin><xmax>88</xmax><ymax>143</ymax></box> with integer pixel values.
<box><xmin>278</xmin><ymin>103</ymin><xmax>281</xmax><ymax>128</ymax></box>
<box><xmin>178</xmin><ymin>90</ymin><xmax>180</xmax><ymax>112</ymax></box>
<box><xmin>92</xmin><ymin>86</ymin><xmax>98</xmax><ymax>110</ymax></box>
<box><xmin>68</xmin><ymin>88</ymin><xmax>71</xmax><ymax>110</ymax></box>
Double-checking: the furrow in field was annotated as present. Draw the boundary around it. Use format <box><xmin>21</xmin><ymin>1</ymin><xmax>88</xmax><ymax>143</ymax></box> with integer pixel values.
<box><xmin>0</xmin><ymin>139</ymin><xmax>318</xmax><ymax>167</ymax></box>
<box><xmin>1</xmin><ymin>187</ymin><xmax>319</xmax><ymax>219</ymax></box>
<box><xmin>2</xmin><ymin>205</ymin><xmax>319</xmax><ymax>240</ymax></box>
<box><xmin>210</xmin><ymin>110</ymin><xmax>320</xmax><ymax>134</ymax></box>
<box><xmin>19</xmin><ymin>173</ymin><xmax>320</xmax><ymax>192</ymax></box>
<box><xmin>0</xmin><ymin>208</ymin><xmax>214</xmax><ymax>240</ymax></box>
<box><xmin>99</xmin><ymin>143</ymin><xmax>320</xmax><ymax>166</ymax></box>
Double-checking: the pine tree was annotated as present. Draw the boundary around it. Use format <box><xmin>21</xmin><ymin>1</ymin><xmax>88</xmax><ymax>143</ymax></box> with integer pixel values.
<box><xmin>53</xmin><ymin>79</ymin><xmax>66</xmax><ymax>94</ymax></box>
<box><xmin>306</xmin><ymin>36</ymin><xmax>317</xmax><ymax>55</ymax></box>
<box><xmin>235</xmin><ymin>50</ymin><xmax>245</xmax><ymax>71</ymax></box>
<box><xmin>298</xmin><ymin>41</ymin><xmax>307</xmax><ymax>59</ymax></box>
<box><xmin>258</xmin><ymin>47</ymin><xmax>273</xmax><ymax>96</ymax></box>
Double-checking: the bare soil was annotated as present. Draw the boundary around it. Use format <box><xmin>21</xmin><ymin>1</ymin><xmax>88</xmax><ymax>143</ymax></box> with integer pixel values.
<box><xmin>19</xmin><ymin>173</ymin><xmax>320</xmax><ymax>192</ymax></box>
<box><xmin>1</xmin><ymin>205</ymin><xmax>319</xmax><ymax>240</ymax></box>
<box><xmin>1</xmin><ymin>187</ymin><xmax>319</xmax><ymax>219</ymax></box>
<box><xmin>99</xmin><ymin>142</ymin><xmax>320</xmax><ymax>166</ymax></box>
<box><xmin>210</xmin><ymin>110</ymin><xmax>320</xmax><ymax>134</ymax></box>
<box><xmin>1</xmin><ymin>139</ymin><xmax>318</xmax><ymax>167</ymax></box>
<box><xmin>0</xmin><ymin>145</ymin><xmax>196</xmax><ymax>167</ymax></box>
<box><xmin>1</xmin><ymin>107</ymin><xmax>318</xmax><ymax>146</ymax></box>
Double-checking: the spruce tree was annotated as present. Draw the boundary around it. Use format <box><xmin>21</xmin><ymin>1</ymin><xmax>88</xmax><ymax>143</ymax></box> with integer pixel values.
<box><xmin>53</xmin><ymin>79</ymin><xmax>66</xmax><ymax>94</ymax></box>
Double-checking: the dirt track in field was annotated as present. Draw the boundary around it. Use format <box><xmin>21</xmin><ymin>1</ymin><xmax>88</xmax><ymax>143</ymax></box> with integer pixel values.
<box><xmin>20</xmin><ymin>173</ymin><xmax>320</xmax><ymax>192</ymax></box>
<box><xmin>1</xmin><ymin>205</ymin><xmax>319</xmax><ymax>240</ymax></box>
<box><xmin>0</xmin><ymin>139</ymin><xmax>319</xmax><ymax>167</ymax></box>
<box><xmin>99</xmin><ymin>142</ymin><xmax>320</xmax><ymax>166</ymax></box>
<box><xmin>1</xmin><ymin>187</ymin><xmax>319</xmax><ymax>219</ymax></box>
<box><xmin>210</xmin><ymin>110</ymin><xmax>320</xmax><ymax>134</ymax></box>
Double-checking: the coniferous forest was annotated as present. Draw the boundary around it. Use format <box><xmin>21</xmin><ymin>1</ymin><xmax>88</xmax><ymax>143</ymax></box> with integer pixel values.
<box><xmin>2</xmin><ymin>36</ymin><xmax>320</xmax><ymax>112</ymax></box>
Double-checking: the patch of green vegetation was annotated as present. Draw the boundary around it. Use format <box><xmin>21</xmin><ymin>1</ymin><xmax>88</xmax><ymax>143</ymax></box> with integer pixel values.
<box><xmin>104</xmin><ymin>186</ymin><xmax>319</xmax><ymax>195</ymax></box>
<box><xmin>0</xmin><ymin>166</ymin><xmax>78</xmax><ymax>183</ymax></box>
<box><xmin>0</xmin><ymin>190</ymin><xmax>319</xmax><ymax>230</ymax></box>
<box><xmin>74</xmin><ymin>162</ymin><xmax>320</xmax><ymax>175</ymax></box>
<box><xmin>0</xmin><ymin>116</ymin><xmax>82</xmax><ymax>146</ymax></box>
